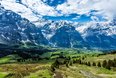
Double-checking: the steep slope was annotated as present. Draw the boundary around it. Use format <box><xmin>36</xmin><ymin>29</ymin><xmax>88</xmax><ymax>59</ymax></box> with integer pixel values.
<box><xmin>0</xmin><ymin>0</ymin><xmax>45</xmax><ymax>26</ymax></box>
<box><xmin>50</xmin><ymin>26</ymin><xmax>88</xmax><ymax>48</ymax></box>
<box><xmin>76</xmin><ymin>22</ymin><xmax>116</xmax><ymax>50</ymax></box>
<box><xmin>0</xmin><ymin>6</ymin><xmax>48</xmax><ymax>45</ymax></box>
<box><xmin>0</xmin><ymin>0</ymin><xmax>116</xmax><ymax>50</ymax></box>
<box><xmin>40</xmin><ymin>20</ymin><xmax>78</xmax><ymax>40</ymax></box>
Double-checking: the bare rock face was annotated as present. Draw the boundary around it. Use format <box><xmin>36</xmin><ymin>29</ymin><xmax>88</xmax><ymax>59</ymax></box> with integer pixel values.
<box><xmin>0</xmin><ymin>7</ymin><xmax>48</xmax><ymax>45</ymax></box>
<box><xmin>50</xmin><ymin>26</ymin><xmax>89</xmax><ymax>48</ymax></box>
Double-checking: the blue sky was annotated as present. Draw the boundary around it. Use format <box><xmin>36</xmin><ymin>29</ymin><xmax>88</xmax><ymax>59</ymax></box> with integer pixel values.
<box><xmin>42</xmin><ymin>0</ymin><xmax>67</xmax><ymax>6</ymax></box>
<box><xmin>41</xmin><ymin>0</ymin><xmax>114</xmax><ymax>22</ymax></box>
<box><xmin>1</xmin><ymin>0</ymin><xmax>115</xmax><ymax>22</ymax></box>
<box><xmin>42</xmin><ymin>0</ymin><xmax>93</xmax><ymax>22</ymax></box>
<box><xmin>43</xmin><ymin>13</ymin><xmax>93</xmax><ymax>22</ymax></box>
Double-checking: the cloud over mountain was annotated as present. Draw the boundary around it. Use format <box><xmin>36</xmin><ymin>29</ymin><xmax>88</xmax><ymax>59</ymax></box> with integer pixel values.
<box><xmin>1</xmin><ymin>0</ymin><xmax>116</xmax><ymax>22</ymax></box>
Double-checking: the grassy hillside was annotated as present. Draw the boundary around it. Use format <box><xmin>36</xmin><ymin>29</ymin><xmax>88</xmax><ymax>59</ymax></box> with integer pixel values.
<box><xmin>0</xmin><ymin>49</ymin><xmax>115</xmax><ymax>78</ymax></box>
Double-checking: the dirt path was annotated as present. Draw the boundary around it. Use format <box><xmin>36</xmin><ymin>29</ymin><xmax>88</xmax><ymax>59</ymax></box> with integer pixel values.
<box><xmin>98</xmin><ymin>74</ymin><xmax>116</xmax><ymax>78</ymax></box>
<box><xmin>54</xmin><ymin>71</ymin><xmax>63</xmax><ymax>78</ymax></box>
<box><xmin>80</xmin><ymin>70</ymin><xmax>102</xmax><ymax>78</ymax></box>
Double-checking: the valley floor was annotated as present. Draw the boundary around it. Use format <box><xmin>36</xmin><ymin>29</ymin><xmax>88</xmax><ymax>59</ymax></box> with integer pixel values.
<box><xmin>0</xmin><ymin>63</ymin><xmax>116</xmax><ymax>78</ymax></box>
<box><xmin>0</xmin><ymin>49</ymin><xmax>116</xmax><ymax>78</ymax></box>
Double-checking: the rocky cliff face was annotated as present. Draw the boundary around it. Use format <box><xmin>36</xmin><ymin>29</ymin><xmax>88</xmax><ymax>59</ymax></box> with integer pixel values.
<box><xmin>50</xmin><ymin>26</ymin><xmax>88</xmax><ymax>48</ymax></box>
<box><xmin>76</xmin><ymin>22</ymin><xmax>116</xmax><ymax>50</ymax></box>
<box><xmin>0</xmin><ymin>1</ymin><xmax>116</xmax><ymax>50</ymax></box>
<box><xmin>0</xmin><ymin>6</ymin><xmax>48</xmax><ymax>45</ymax></box>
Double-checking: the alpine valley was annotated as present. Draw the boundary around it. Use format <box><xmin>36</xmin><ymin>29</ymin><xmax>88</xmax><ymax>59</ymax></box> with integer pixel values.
<box><xmin>0</xmin><ymin>0</ymin><xmax>116</xmax><ymax>78</ymax></box>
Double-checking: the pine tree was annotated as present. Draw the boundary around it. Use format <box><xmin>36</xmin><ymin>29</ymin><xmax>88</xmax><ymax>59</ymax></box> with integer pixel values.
<box><xmin>66</xmin><ymin>62</ymin><xmax>69</xmax><ymax>68</ymax></box>
<box><xmin>108</xmin><ymin>60</ymin><xmax>113</xmax><ymax>67</ymax></box>
<box><xmin>87</xmin><ymin>62</ymin><xmax>91</xmax><ymax>66</ymax></box>
<box><xmin>54</xmin><ymin>59</ymin><xmax>59</xmax><ymax>68</ymax></box>
<box><xmin>51</xmin><ymin>64</ymin><xmax>55</xmax><ymax>72</ymax></box>
<box><xmin>92</xmin><ymin>62</ymin><xmax>96</xmax><ymax>66</ymax></box>
<box><xmin>102</xmin><ymin>60</ymin><xmax>107</xmax><ymax>68</ymax></box>
<box><xmin>105</xmin><ymin>64</ymin><xmax>111</xmax><ymax>70</ymax></box>
<box><xmin>85</xmin><ymin>62</ymin><xmax>88</xmax><ymax>65</ymax></box>
<box><xmin>78</xmin><ymin>59</ymin><xmax>82</xmax><ymax>64</ymax></box>
<box><xmin>114</xmin><ymin>58</ymin><xmax>116</xmax><ymax>61</ymax></box>
<box><xmin>69</xmin><ymin>59</ymin><xmax>73</xmax><ymax>66</ymax></box>
<box><xmin>113</xmin><ymin>58</ymin><xmax>116</xmax><ymax>67</ymax></box>
<box><xmin>97</xmin><ymin>62</ymin><xmax>101</xmax><ymax>67</ymax></box>
<box><xmin>82</xmin><ymin>57</ymin><xmax>85</xmax><ymax>60</ymax></box>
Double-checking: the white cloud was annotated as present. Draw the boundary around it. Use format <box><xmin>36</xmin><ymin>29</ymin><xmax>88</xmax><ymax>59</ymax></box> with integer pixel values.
<box><xmin>94</xmin><ymin>0</ymin><xmax>116</xmax><ymax>20</ymax></box>
<box><xmin>22</xmin><ymin>0</ymin><xmax>59</xmax><ymax>16</ymax></box>
<box><xmin>56</xmin><ymin>0</ymin><xmax>97</xmax><ymax>15</ymax></box>
<box><xmin>57</xmin><ymin>0</ymin><xmax>116</xmax><ymax>21</ymax></box>
<box><xmin>91</xmin><ymin>16</ymin><xmax>99</xmax><ymax>22</ymax></box>
<box><xmin>1</xmin><ymin>0</ymin><xmax>116</xmax><ymax>21</ymax></box>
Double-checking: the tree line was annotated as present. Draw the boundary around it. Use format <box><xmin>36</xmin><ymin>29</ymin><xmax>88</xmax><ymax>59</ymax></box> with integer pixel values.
<box><xmin>51</xmin><ymin>52</ymin><xmax>116</xmax><ymax>72</ymax></box>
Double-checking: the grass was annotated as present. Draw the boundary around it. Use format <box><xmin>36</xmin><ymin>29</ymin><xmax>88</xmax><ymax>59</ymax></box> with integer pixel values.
<box><xmin>0</xmin><ymin>63</ymin><xmax>51</xmax><ymax>78</ymax></box>
<box><xmin>0</xmin><ymin>49</ymin><xmax>115</xmax><ymax>78</ymax></box>
<box><xmin>0</xmin><ymin>55</ymin><xmax>12</xmax><ymax>64</ymax></box>
<box><xmin>52</xmin><ymin>51</ymin><xmax>116</xmax><ymax>78</ymax></box>
<box><xmin>57</xmin><ymin>65</ymin><xmax>85</xmax><ymax>78</ymax></box>
<box><xmin>0</xmin><ymin>54</ymin><xmax>20</xmax><ymax>64</ymax></box>
<box><xmin>57</xmin><ymin>64</ymin><xmax>116</xmax><ymax>78</ymax></box>
<box><xmin>25</xmin><ymin>69</ymin><xmax>52</xmax><ymax>78</ymax></box>
<box><xmin>83</xmin><ymin>54</ymin><xmax>116</xmax><ymax>63</ymax></box>
<box><xmin>40</xmin><ymin>52</ymin><xmax>52</xmax><ymax>59</ymax></box>
<box><xmin>0</xmin><ymin>72</ymin><xmax>8</xmax><ymax>78</ymax></box>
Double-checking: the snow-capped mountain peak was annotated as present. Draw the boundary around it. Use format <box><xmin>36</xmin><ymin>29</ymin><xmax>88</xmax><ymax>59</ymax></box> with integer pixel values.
<box><xmin>0</xmin><ymin>0</ymin><xmax>116</xmax><ymax>50</ymax></box>
<box><xmin>0</xmin><ymin>0</ymin><xmax>45</xmax><ymax>26</ymax></box>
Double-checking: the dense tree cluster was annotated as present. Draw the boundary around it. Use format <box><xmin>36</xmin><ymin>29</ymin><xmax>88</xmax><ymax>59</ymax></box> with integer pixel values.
<box><xmin>101</xmin><ymin>59</ymin><xmax>116</xmax><ymax>70</ymax></box>
<box><xmin>80</xmin><ymin>58</ymin><xmax>116</xmax><ymax>70</ymax></box>
<box><xmin>50</xmin><ymin>51</ymin><xmax>116</xmax><ymax>72</ymax></box>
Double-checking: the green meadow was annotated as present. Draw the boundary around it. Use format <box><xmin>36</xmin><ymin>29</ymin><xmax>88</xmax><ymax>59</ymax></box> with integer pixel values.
<box><xmin>0</xmin><ymin>49</ymin><xmax>116</xmax><ymax>78</ymax></box>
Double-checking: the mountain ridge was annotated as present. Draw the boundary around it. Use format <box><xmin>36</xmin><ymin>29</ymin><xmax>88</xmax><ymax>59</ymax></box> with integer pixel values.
<box><xmin>0</xmin><ymin>1</ymin><xmax>116</xmax><ymax>50</ymax></box>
